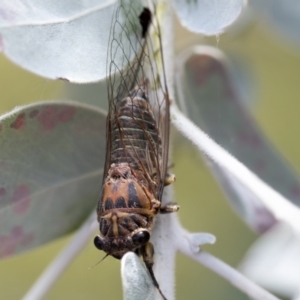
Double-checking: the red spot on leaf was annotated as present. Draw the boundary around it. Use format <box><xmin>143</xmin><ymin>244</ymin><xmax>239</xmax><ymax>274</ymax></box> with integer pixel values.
<box><xmin>0</xmin><ymin>226</ymin><xmax>34</xmax><ymax>258</ymax></box>
<box><xmin>0</xmin><ymin>236</ymin><xmax>15</xmax><ymax>257</ymax></box>
<box><xmin>38</xmin><ymin>106</ymin><xmax>76</xmax><ymax>130</ymax></box>
<box><xmin>12</xmin><ymin>226</ymin><xmax>23</xmax><ymax>237</ymax></box>
<box><xmin>12</xmin><ymin>185</ymin><xmax>30</xmax><ymax>215</ymax></box>
<box><xmin>37</xmin><ymin>106</ymin><xmax>58</xmax><ymax>130</ymax></box>
<box><xmin>0</xmin><ymin>187</ymin><xmax>6</xmax><ymax>196</ymax></box>
<box><xmin>10</xmin><ymin>113</ymin><xmax>26</xmax><ymax>130</ymax></box>
<box><xmin>187</xmin><ymin>55</ymin><xmax>225</xmax><ymax>86</ymax></box>
<box><xmin>29</xmin><ymin>109</ymin><xmax>39</xmax><ymax>118</ymax></box>
<box><xmin>58</xmin><ymin>107</ymin><xmax>76</xmax><ymax>123</ymax></box>
<box><xmin>20</xmin><ymin>232</ymin><xmax>34</xmax><ymax>247</ymax></box>
<box><xmin>254</xmin><ymin>207</ymin><xmax>277</xmax><ymax>234</ymax></box>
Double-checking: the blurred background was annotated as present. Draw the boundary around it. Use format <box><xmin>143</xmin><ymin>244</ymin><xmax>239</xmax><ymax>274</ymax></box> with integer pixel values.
<box><xmin>0</xmin><ymin>3</ymin><xmax>300</xmax><ymax>300</ymax></box>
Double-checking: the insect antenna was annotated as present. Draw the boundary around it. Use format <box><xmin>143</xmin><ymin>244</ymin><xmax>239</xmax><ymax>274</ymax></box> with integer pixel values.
<box><xmin>88</xmin><ymin>253</ymin><xmax>110</xmax><ymax>270</ymax></box>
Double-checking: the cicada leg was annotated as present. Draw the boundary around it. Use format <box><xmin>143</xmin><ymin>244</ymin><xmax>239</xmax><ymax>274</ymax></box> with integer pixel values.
<box><xmin>160</xmin><ymin>204</ymin><xmax>179</xmax><ymax>214</ymax></box>
<box><xmin>164</xmin><ymin>173</ymin><xmax>176</xmax><ymax>186</ymax></box>
<box><xmin>151</xmin><ymin>198</ymin><xmax>161</xmax><ymax>212</ymax></box>
<box><xmin>150</xmin><ymin>198</ymin><xmax>179</xmax><ymax>214</ymax></box>
<box><xmin>141</xmin><ymin>242</ymin><xmax>167</xmax><ymax>300</ymax></box>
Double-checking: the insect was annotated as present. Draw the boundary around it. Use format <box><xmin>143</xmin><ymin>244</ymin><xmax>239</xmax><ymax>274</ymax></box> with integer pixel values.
<box><xmin>94</xmin><ymin>1</ymin><xmax>179</xmax><ymax>298</ymax></box>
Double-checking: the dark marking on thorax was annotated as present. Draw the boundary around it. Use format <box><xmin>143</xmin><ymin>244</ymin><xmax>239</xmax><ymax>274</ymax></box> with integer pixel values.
<box><xmin>128</xmin><ymin>182</ymin><xmax>143</xmax><ymax>208</ymax></box>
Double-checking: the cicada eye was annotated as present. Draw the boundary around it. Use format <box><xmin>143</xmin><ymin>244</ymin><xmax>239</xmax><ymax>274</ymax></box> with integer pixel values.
<box><xmin>132</xmin><ymin>230</ymin><xmax>150</xmax><ymax>246</ymax></box>
<box><xmin>94</xmin><ymin>236</ymin><xmax>104</xmax><ymax>250</ymax></box>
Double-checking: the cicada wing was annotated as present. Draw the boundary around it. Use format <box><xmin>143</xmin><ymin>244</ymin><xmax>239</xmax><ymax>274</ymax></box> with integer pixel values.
<box><xmin>102</xmin><ymin>0</ymin><xmax>148</xmax><ymax>185</ymax></box>
<box><xmin>144</xmin><ymin>7</ymin><xmax>171</xmax><ymax>201</ymax></box>
<box><xmin>106</xmin><ymin>0</ymin><xmax>148</xmax><ymax>104</ymax></box>
<box><xmin>101</xmin><ymin>0</ymin><xmax>170</xmax><ymax>203</ymax></box>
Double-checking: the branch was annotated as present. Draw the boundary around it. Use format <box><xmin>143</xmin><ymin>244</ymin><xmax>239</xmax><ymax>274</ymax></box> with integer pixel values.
<box><xmin>184</xmin><ymin>251</ymin><xmax>280</xmax><ymax>300</ymax></box>
<box><xmin>171</xmin><ymin>104</ymin><xmax>300</xmax><ymax>233</ymax></box>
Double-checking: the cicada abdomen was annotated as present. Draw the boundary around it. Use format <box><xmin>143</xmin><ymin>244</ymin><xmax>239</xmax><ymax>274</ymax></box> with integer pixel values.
<box><xmin>94</xmin><ymin>1</ymin><xmax>178</xmax><ymax>299</ymax></box>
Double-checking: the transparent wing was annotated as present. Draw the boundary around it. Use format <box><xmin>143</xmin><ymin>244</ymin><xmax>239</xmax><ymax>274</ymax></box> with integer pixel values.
<box><xmin>103</xmin><ymin>0</ymin><xmax>170</xmax><ymax>201</ymax></box>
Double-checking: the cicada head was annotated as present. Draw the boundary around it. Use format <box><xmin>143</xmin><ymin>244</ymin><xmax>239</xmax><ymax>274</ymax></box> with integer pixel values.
<box><xmin>94</xmin><ymin>163</ymin><xmax>157</xmax><ymax>259</ymax></box>
<box><xmin>94</xmin><ymin>227</ymin><xmax>151</xmax><ymax>259</ymax></box>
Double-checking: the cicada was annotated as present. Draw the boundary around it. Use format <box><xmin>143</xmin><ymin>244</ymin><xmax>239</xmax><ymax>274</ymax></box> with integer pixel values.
<box><xmin>94</xmin><ymin>1</ymin><xmax>178</xmax><ymax>298</ymax></box>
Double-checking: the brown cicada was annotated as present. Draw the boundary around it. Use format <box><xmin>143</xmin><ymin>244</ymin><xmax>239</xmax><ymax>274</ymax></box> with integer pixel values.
<box><xmin>94</xmin><ymin>1</ymin><xmax>178</xmax><ymax>298</ymax></box>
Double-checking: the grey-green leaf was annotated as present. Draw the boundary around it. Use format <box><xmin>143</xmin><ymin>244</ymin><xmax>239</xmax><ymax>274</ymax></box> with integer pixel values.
<box><xmin>0</xmin><ymin>101</ymin><xmax>106</xmax><ymax>258</ymax></box>
<box><xmin>175</xmin><ymin>46</ymin><xmax>300</xmax><ymax>233</ymax></box>
<box><xmin>121</xmin><ymin>252</ymin><xmax>158</xmax><ymax>300</ymax></box>
<box><xmin>0</xmin><ymin>1</ymin><xmax>116</xmax><ymax>82</ymax></box>
<box><xmin>0</xmin><ymin>0</ymin><xmax>147</xmax><ymax>83</ymax></box>
<box><xmin>252</xmin><ymin>0</ymin><xmax>300</xmax><ymax>47</ymax></box>
<box><xmin>173</xmin><ymin>0</ymin><xmax>246</xmax><ymax>35</ymax></box>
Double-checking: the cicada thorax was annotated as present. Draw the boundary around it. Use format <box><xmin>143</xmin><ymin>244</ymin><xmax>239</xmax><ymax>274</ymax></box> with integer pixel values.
<box><xmin>95</xmin><ymin>81</ymin><xmax>163</xmax><ymax>259</ymax></box>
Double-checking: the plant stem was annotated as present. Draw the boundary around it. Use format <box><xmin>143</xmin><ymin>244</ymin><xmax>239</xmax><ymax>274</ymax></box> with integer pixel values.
<box><xmin>189</xmin><ymin>251</ymin><xmax>281</xmax><ymax>300</ymax></box>
<box><xmin>171</xmin><ymin>104</ymin><xmax>300</xmax><ymax>233</ymax></box>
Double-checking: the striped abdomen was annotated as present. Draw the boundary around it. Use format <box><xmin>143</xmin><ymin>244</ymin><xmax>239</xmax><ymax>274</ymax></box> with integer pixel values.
<box><xmin>110</xmin><ymin>84</ymin><xmax>161</xmax><ymax>173</ymax></box>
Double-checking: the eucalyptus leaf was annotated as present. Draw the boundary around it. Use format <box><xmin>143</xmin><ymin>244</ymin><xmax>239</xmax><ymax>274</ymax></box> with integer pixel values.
<box><xmin>252</xmin><ymin>0</ymin><xmax>300</xmax><ymax>46</ymax></box>
<box><xmin>175</xmin><ymin>46</ymin><xmax>300</xmax><ymax>232</ymax></box>
<box><xmin>121</xmin><ymin>252</ymin><xmax>158</xmax><ymax>300</ymax></box>
<box><xmin>173</xmin><ymin>0</ymin><xmax>245</xmax><ymax>35</ymax></box>
<box><xmin>0</xmin><ymin>1</ymin><xmax>116</xmax><ymax>82</ymax></box>
<box><xmin>0</xmin><ymin>0</ymin><xmax>144</xmax><ymax>83</ymax></box>
<box><xmin>240</xmin><ymin>222</ymin><xmax>300</xmax><ymax>298</ymax></box>
<box><xmin>0</xmin><ymin>101</ymin><xmax>106</xmax><ymax>258</ymax></box>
